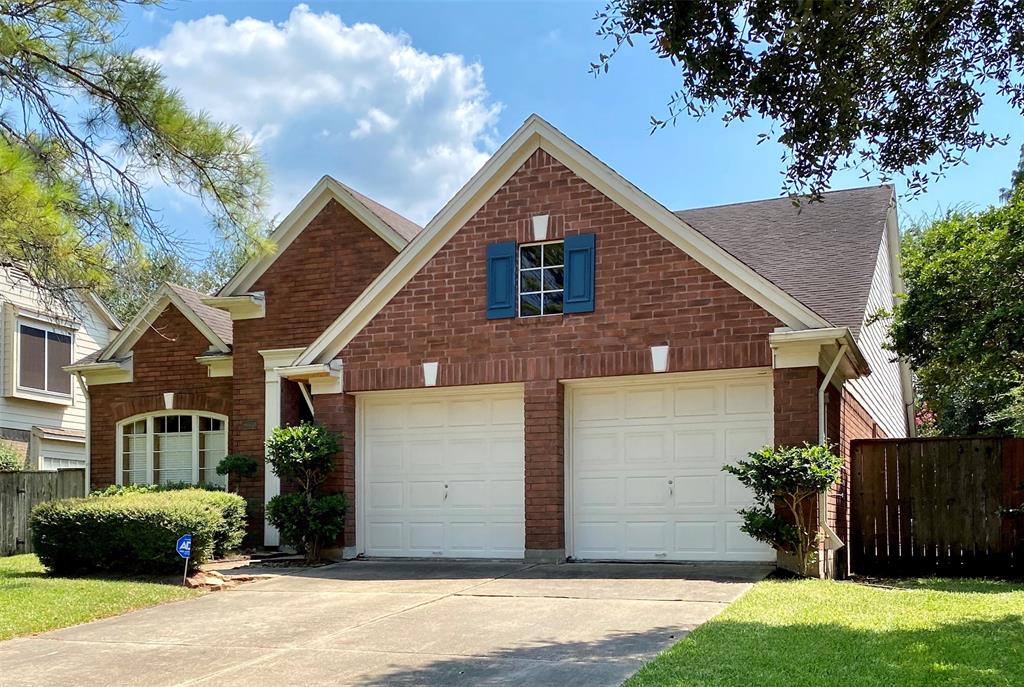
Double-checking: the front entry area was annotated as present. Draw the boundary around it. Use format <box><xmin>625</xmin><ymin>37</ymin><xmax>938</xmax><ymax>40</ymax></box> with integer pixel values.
<box><xmin>357</xmin><ymin>385</ymin><xmax>525</xmax><ymax>558</ymax></box>
<box><xmin>568</xmin><ymin>369</ymin><xmax>776</xmax><ymax>562</ymax></box>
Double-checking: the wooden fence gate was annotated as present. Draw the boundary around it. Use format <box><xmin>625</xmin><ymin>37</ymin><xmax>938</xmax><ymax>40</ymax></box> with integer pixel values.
<box><xmin>850</xmin><ymin>438</ymin><xmax>1024</xmax><ymax>576</ymax></box>
<box><xmin>0</xmin><ymin>469</ymin><xmax>85</xmax><ymax>556</ymax></box>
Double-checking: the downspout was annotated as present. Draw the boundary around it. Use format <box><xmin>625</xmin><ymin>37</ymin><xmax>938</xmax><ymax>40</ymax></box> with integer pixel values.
<box><xmin>817</xmin><ymin>343</ymin><xmax>848</xmax><ymax>578</ymax></box>
<box><xmin>74</xmin><ymin>372</ymin><xmax>90</xmax><ymax>494</ymax></box>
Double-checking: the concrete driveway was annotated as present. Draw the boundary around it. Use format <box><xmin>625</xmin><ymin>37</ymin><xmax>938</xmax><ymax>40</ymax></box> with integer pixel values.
<box><xmin>0</xmin><ymin>560</ymin><xmax>769</xmax><ymax>686</ymax></box>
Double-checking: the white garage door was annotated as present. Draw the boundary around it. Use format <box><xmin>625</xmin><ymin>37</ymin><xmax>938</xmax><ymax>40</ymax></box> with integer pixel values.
<box><xmin>360</xmin><ymin>385</ymin><xmax>525</xmax><ymax>558</ymax></box>
<box><xmin>570</xmin><ymin>370</ymin><xmax>775</xmax><ymax>562</ymax></box>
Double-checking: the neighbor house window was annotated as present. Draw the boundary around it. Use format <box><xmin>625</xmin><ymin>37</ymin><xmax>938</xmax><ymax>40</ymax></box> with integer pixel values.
<box><xmin>117</xmin><ymin>412</ymin><xmax>228</xmax><ymax>488</ymax></box>
<box><xmin>518</xmin><ymin>241</ymin><xmax>564</xmax><ymax>316</ymax></box>
<box><xmin>18</xmin><ymin>322</ymin><xmax>72</xmax><ymax>396</ymax></box>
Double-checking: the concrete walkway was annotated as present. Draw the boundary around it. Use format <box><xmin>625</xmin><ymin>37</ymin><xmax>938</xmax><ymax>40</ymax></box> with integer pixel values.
<box><xmin>0</xmin><ymin>560</ymin><xmax>770</xmax><ymax>686</ymax></box>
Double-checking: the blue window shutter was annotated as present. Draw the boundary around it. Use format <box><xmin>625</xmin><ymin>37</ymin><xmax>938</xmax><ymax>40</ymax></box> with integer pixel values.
<box><xmin>486</xmin><ymin>241</ymin><xmax>517</xmax><ymax>319</ymax></box>
<box><xmin>563</xmin><ymin>233</ymin><xmax>596</xmax><ymax>314</ymax></box>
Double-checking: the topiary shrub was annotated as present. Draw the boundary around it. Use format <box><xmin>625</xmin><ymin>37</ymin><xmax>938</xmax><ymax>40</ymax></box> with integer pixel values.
<box><xmin>0</xmin><ymin>442</ymin><xmax>25</xmax><ymax>471</ymax></box>
<box><xmin>216</xmin><ymin>454</ymin><xmax>258</xmax><ymax>491</ymax></box>
<box><xmin>31</xmin><ymin>489</ymin><xmax>247</xmax><ymax>574</ymax></box>
<box><xmin>723</xmin><ymin>443</ymin><xmax>842</xmax><ymax>576</ymax></box>
<box><xmin>265</xmin><ymin>422</ymin><xmax>345</xmax><ymax>562</ymax></box>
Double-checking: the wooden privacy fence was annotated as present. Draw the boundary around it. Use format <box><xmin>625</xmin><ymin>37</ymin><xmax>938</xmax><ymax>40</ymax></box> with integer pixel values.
<box><xmin>0</xmin><ymin>469</ymin><xmax>85</xmax><ymax>556</ymax></box>
<box><xmin>850</xmin><ymin>438</ymin><xmax>1024</xmax><ymax>577</ymax></box>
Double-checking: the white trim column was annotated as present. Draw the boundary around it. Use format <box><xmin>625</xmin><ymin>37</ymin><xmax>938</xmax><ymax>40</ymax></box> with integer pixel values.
<box><xmin>259</xmin><ymin>348</ymin><xmax>305</xmax><ymax>547</ymax></box>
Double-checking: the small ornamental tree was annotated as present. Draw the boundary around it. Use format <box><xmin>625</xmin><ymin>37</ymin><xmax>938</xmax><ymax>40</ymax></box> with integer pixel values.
<box><xmin>216</xmin><ymin>454</ymin><xmax>258</xmax><ymax>491</ymax></box>
<box><xmin>723</xmin><ymin>443</ymin><xmax>842</xmax><ymax>576</ymax></box>
<box><xmin>264</xmin><ymin>423</ymin><xmax>346</xmax><ymax>562</ymax></box>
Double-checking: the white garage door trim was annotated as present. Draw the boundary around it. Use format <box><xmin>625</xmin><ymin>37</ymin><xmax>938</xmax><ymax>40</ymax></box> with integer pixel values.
<box><xmin>354</xmin><ymin>383</ymin><xmax>525</xmax><ymax>559</ymax></box>
<box><xmin>564</xmin><ymin>368</ymin><xmax>775</xmax><ymax>562</ymax></box>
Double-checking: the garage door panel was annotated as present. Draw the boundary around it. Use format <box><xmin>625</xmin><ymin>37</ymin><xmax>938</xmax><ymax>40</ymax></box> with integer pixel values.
<box><xmin>674</xmin><ymin>386</ymin><xmax>717</xmax><ymax>416</ymax></box>
<box><xmin>572</xmin><ymin>372</ymin><xmax>775</xmax><ymax>563</ymax></box>
<box><xmin>362</xmin><ymin>387</ymin><xmax>525</xmax><ymax>559</ymax></box>
<box><xmin>369</xmin><ymin>481</ymin><xmax>404</xmax><ymax>509</ymax></box>
<box><xmin>725</xmin><ymin>427</ymin><xmax>772</xmax><ymax>460</ymax></box>
<box><xmin>673</xmin><ymin>521</ymin><xmax>720</xmax><ymax>555</ymax></box>
<box><xmin>674</xmin><ymin>430</ymin><xmax>717</xmax><ymax>463</ymax></box>
<box><xmin>725</xmin><ymin>382</ymin><xmax>771</xmax><ymax>415</ymax></box>
<box><xmin>671</xmin><ymin>474</ymin><xmax>719</xmax><ymax>507</ymax></box>
<box><xmin>574</xmin><ymin>521</ymin><xmax>621</xmax><ymax>556</ymax></box>
<box><xmin>624</xmin><ymin>387</ymin><xmax>669</xmax><ymax>418</ymax></box>
<box><xmin>624</xmin><ymin>476</ymin><xmax>670</xmax><ymax>507</ymax></box>
<box><xmin>623</xmin><ymin>431</ymin><xmax>670</xmax><ymax>464</ymax></box>
<box><xmin>574</xmin><ymin>432</ymin><xmax>618</xmax><ymax>467</ymax></box>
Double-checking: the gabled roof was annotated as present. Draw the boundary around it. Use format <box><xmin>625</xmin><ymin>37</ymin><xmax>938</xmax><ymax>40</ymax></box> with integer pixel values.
<box><xmin>73</xmin><ymin>283</ymin><xmax>232</xmax><ymax>366</ymax></box>
<box><xmin>295</xmin><ymin>114</ymin><xmax>832</xmax><ymax>367</ymax></box>
<box><xmin>218</xmin><ymin>176</ymin><xmax>421</xmax><ymax>296</ymax></box>
<box><xmin>675</xmin><ymin>185</ymin><xmax>894</xmax><ymax>339</ymax></box>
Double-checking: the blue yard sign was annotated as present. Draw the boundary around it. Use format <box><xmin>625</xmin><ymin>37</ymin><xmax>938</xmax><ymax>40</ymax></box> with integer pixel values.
<box><xmin>176</xmin><ymin>534</ymin><xmax>192</xmax><ymax>586</ymax></box>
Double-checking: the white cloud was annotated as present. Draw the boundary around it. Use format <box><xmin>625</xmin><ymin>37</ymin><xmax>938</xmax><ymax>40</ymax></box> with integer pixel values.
<box><xmin>138</xmin><ymin>4</ymin><xmax>502</xmax><ymax>224</ymax></box>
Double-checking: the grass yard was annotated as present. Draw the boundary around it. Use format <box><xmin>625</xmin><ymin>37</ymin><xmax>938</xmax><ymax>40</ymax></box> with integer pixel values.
<box><xmin>0</xmin><ymin>554</ymin><xmax>198</xmax><ymax>641</ymax></box>
<box><xmin>626</xmin><ymin>577</ymin><xmax>1024</xmax><ymax>687</ymax></box>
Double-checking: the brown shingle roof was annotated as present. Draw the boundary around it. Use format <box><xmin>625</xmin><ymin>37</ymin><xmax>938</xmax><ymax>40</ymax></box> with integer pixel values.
<box><xmin>165</xmin><ymin>283</ymin><xmax>233</xmax><ymax>346</ymax></box>
<box><xmin>674</xmin><ymin>185</ymin><xmax>893</xmax><ymax>338</ymax></box>
<box><xmin>343</xmin><ymin>184</ymin><xmax>422</xmax><ymax>243</ymax></box>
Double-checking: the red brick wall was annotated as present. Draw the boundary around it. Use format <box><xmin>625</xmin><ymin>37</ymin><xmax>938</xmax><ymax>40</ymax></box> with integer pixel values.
<box><xmin>230</xmin><ymin>199</ymin><xmax>398</xmax><ymax>531</ymax></box>
<box><xmin>773</xmin><ymin>367</ymin><xmax>820</xmax><ymax>448</ymax></box>
<box><xmin>334</xmin><ymin>150</ymin><xmax>782</xmax><ymax>550</ymax></box>
<box><xmin>88</xmin><ymin>306</ymin><xmax>232</xmax><ymax>490</ymax></box>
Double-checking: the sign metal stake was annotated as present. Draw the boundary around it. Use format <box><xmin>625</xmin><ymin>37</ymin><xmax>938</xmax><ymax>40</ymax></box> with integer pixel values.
<box><xmin>176</xmin><ymin>534</ymin><xmax>192</xmax><ymax>587</ymax></box>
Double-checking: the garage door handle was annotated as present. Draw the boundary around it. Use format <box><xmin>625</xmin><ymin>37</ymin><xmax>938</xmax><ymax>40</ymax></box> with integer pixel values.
<box><xmin>668</xmin><ymin>479</ymin><xmax>674</xmax><ymax>497</ymax></box>
<box><xmin>444</xmin><ymin>484</ymin><xmax>448</xmax><ymax>501</ymax></box>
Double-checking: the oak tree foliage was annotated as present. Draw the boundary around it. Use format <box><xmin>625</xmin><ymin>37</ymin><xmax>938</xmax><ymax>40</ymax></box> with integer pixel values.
<box><xmin>593</xmin><ymin>0</ymin><xmax>1024</xmax><ymax>199</ymax></box>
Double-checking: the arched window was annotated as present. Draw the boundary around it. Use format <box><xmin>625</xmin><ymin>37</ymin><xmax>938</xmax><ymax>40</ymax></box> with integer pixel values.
<box><xmin>116</xmin><ymin>412</ymin><xmax>229</xmax><ymax>488</ymax></box>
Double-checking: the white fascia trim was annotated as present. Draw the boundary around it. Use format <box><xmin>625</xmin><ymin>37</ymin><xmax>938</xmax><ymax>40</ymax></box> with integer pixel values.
<box><xmin>31</xmin><ymin>426</ymin><xmax>86</xmax><ymax>444</ymax></box>
<box><xmin>277</xmin><ymin>363</ymin><xmax>343</xmax><ymax>395</ymax></box>
<box><xmin>105</xmin><ymin>284</ymin><xmax>230</xmax><ymax>360</ymax></box>
<box><xmin>200</xmin><ymin>293</ymin><xmax>265</xmax><ymax>321</ymax></box>
<box><xmin>297</xmin><ymin>114</ymin><xmax>830</xmax><ymax>366</ymax></box>
<box><xmin>218</xmin><ymin>177</ymin><xmax>410</xmax><ymax>297</ymax></box>
<box><xmin>769</xmin><ymin>326</ymin><xmax>871</xmax><ymax>380</ymax></box>
<box><xmin>196</xmin><ymin>353</ymin><xmax>233</xmax><ymax>378</ymax></box>
<box><xmin>63</xmin><ymin>354</ymin><xmax>133</xmax><ymax>385</ymax></box>
<box><xmin>84</xmin><ymin>292</ymin><xmax>123</xmax><ymax>330</ymax></box>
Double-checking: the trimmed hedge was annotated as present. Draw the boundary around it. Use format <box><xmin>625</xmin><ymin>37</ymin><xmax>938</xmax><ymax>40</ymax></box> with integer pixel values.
<box><xmin>31</xmin><ymin>489</ymin><xmax>247</xmax><ymax>575</ymax></box>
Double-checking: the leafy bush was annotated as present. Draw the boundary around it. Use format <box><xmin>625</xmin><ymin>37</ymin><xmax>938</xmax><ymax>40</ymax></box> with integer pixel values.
<box><xmin>266</xmin><ymin>492</ymin><xmax>347</xmax><ymax>560</ymax></box>
<box><xmin>723</xmin><ymin>443</ymin><xmax>842</xmax><ymax>576</ymax></box>
<box><xmin>0</xmin><ymin>442</ymin><xmax>25</xmax><ymax>471</ymax></box>
<box><xmin>216</xmin><ymin>454</ymin><xmax>258</xmax><ymax>485</ymax></box>
<box><xmin>265</xmin><ymin>423</ymin><xmax>339</xmax><ymax>492</ymax></box>
<box><xmin>31</xmin><ymin>489</ymin><xmax>247</xmax><ymax>575</ymax></box>
<box><xmin>89</xmin><ymin>482</ymin><xmax>224</xmax><ymax>498</ymax></box>
<box><xmin>265</xmin><ymin>422</ymin><xmax>345</xmax><ymax>561</ymax></box>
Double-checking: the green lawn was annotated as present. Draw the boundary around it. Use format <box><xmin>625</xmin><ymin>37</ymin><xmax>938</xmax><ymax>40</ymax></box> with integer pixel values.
<box><xmin>0</xmin><ymin>554</ymin><xmax>199</xmax><ymax>641</ymax></box>
<box><xmin>626</xmin><ymin>578</ymin><xmax>1024</xmax><ymax>687</ymax></box>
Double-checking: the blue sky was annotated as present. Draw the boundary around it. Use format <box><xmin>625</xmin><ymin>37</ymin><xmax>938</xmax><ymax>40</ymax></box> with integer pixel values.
<box><xmin>122</xmin><ymin>1</ymin><xmax>1022</xmax><ymax>257</ymax></box>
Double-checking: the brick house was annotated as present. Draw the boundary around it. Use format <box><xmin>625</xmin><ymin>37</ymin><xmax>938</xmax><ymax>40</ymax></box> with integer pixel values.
<box><xmin>71</xmin><ymin>115</ymin><xmax>912</xmax><ymax>577</ymax></box>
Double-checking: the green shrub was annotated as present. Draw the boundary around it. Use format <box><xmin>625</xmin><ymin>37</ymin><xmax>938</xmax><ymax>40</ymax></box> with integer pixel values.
<box><xmin>216</xmin><ymin>454</ymin><xmax>258</xmax><ymax>485</ymax></box>
<box><xmin>89</xmin><ymin>482</ymin><xmax>224</xmax><ymax>498</ymax></box>
<box><xmin>0</xmin><ymin>442</ymin><xmax>25</xmax><ymax>471</ymax></box>
<box><xmin>265</xmin><ymin>422</ymin><xmax>344</xmax><ymax>561</ymax></box>
<box><xmin>723</xmin><ymin>443</ymin><xmax>842</xmax><ymax>576</ymax></box>
<box><xmin>31</xmin><ymin>489</ymin><xmax>247</xmax><ymax>575</ymax></box>
<box><xmin>266</xmin><ymin>492</ymin><xmax>347</xmax><ymax>560</ymax></box>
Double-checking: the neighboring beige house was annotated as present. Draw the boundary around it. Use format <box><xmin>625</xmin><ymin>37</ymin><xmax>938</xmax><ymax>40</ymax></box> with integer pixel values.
<box><xmin>0</xmin><ymin>265</ymin><xmax>120</xmax><ymax>472</ymax></box>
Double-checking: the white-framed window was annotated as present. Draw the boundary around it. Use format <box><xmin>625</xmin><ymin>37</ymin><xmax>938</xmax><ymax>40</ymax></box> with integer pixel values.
<box><xmin>17</xmin><ymin>320</ymin><xmax>73</xmax><ymax>397</ymax></box>
<box><xmin>518</xmin><ymin>240</ymin><xmax>564</xmax><ymax>317</ymax></box>
<box><xmin>116</xmin><ymin>411</ymin><xmax>228</xmax><ymax>489</ymax></box>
